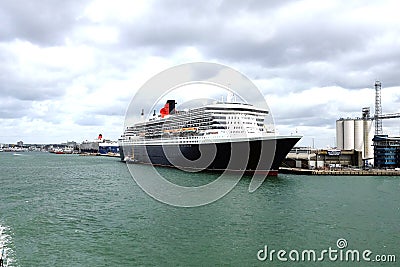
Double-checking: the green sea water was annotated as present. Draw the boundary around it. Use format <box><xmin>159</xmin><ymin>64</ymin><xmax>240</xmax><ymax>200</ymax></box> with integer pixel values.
<box><xmin>0</xmin><ymin>152</ymin><xmax>399</xmax><ymax>266</ymax></box>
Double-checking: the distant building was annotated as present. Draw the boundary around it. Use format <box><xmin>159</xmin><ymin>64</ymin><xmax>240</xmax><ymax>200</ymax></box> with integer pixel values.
<box><xmin>17</xmin><ymin>141</ymin><xmax>23</xmax><ymax>147</ymax></box>
<box><xmin>284</xmin><ymin>148</ymin><xmax>362</xmax><ymax>169</ymax></box>
<box><xmin>373</xmin><ymin>135</ymin><xmax>400</xmax><ymax>168</ymax></box>
<box><xmin>79</xmin><ymin>141</ymin><xmax>99</xmax><ymax>153</ymax></box>
<box><xmin>67</xmin><ymin>141</ymin><xmax>77</xmax><ymax>147</ymax></box>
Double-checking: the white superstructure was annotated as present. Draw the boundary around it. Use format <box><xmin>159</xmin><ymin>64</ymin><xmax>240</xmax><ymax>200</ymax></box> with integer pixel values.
<box><xmin>120</xmin><ymin>101</ymin><xmax>277</xmax><ymax>146</ymax></box>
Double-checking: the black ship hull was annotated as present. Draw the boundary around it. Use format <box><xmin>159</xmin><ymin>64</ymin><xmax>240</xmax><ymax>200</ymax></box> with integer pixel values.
<box><xmin>120</xmin><ymin>137</ymin><xmax>300</xmax><ymax>176</ymax></box>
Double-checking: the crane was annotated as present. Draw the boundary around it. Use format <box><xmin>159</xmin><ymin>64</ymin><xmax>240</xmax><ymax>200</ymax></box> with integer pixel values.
<box><xmin>373</xmin><ymin>81</ymin><xmax>400</xmax><ymax>135</ymax></box>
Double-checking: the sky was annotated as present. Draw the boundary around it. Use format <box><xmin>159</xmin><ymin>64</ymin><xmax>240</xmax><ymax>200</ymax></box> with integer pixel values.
<box><xmin>1</xmin><ymin>0</ymin><xmax>400</xmax><ymax>147</ymax></box>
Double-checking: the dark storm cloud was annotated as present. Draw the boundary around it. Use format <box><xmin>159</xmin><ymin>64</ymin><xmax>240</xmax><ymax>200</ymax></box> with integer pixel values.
<box><xmin>115</xmin><ymin>0</ymin><xmax>400</xmax><ymax>90</ymax></box>
<box><xmin>0</xmin><ymin>52</ymin><xmax>70</xmax><ymax>101</ymax></box>
<box><xmin>118</xmin><ymin>0</ymin><xmax>289</xmax><ymax>52</ymax></box>
<box><xmin>0</xmin><ymin>0</ymin><xmax>88</xmax><ymax>45</ymax></box>
<box><xmin>205</xmin><ymin>23</ymin><xmax>366</xmax><ymax>68</ymax></box>
<box><xmin>0</xmin><ymin>80</ymin><xmax>67</xmax><ymax>101</ymax></box>
<box><xmin>0</xmin><ymin>0</ymin><xmax>94</xmax><ymax>103</ymax></box>
<box><xmin>199</xmin><ymin>16</ymin><xmax>382</xmax><ymax>89</ymax></box>
<box><xmin>0</xmin><ymin>0</ymin><xmax>399</xmax><ymax>143</ymax></box>
<box><xmin>274</xmin><ymin>103</ymin><xmax>336</xmax><ymax>127</ymax></box>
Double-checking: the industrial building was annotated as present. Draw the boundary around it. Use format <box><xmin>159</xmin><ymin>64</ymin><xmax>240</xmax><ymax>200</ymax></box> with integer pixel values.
<box><xmin>284</xmin><ymin>147</ymin><xmax>362</xmax><ymax>170</ymax></box>
<box><xmin>373</xmin><ymin>135</ymin><xmax>400</xmax><ymax>168</ymax></box>
<box><xmin>335</xmin><ymin>116</ymin><xmax>374</xmax><ymax>163</ymax></box>
<box><xmin>335</xmin><ymin>81</ymin><xmax>400</xmax><ymax>169</ymax></box>
<box><xmin>285</xmin><ymin>81</ymin><xmax>399</xmax><ymax>171</ymax></box>
<box><xmin>371</xmin><ymin>81</ymin><xmax>400</xmax><ymax>168</ymax></box>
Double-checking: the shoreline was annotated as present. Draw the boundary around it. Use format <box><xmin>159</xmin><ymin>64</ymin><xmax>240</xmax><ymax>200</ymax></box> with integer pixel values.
<box><xmin>279</xmin><ymin>167</ymin><xmax>400</xmax><ymax>176</ymax></box>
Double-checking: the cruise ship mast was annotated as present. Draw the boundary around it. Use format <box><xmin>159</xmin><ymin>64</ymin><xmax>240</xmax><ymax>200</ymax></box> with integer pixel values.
<box><xmin>220</xmin><ymin>91</ymin><xmax>241</xmax><ymax>104</ymax></box>
<box><xmin>226</xmin><ymin>92</ymin><xmax>234</xmax><ymax>103</ymax></box>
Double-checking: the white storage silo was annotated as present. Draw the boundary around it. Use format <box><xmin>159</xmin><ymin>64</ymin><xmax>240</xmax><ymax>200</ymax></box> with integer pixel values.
<box><xmin>343</xmin><ymin>119</ymin><xmax>355</xmax><ymax>150</ymax></box>
<box><xmin>363</xmin><ymin>119</ymin><xmax>374</xmax><ymax>159</ymax></box>
<box><xmin>336</xmin><ymin>120</ymin><xmax>344</xmax><ymax>150</ymax></box>
<box><xmin>354</xmin><ymin>119</ymin><xmax>364</xmax><ymax>153</ymax></box>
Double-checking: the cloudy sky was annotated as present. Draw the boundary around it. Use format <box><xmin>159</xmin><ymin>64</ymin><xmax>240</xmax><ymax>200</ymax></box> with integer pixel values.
<box><xmin>1</xmin><ymin>0</ymin><xmax>400</xmax><ymax>147</ymax></box>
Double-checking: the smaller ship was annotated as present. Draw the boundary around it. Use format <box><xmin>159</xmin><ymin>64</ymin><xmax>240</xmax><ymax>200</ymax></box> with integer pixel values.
<box><xmin>79</xmin><ymin>134</ymin><xmax>120</xmax><ymax>157</ymax></box>
<box><xmin>98</xmin><ymin>140</ymin><xmax>120</xmax><ymax>156</ymax></box>
<box><xmin>54</xmin><ymin>149</ymin><xmax>65</xmax><ymax>154</ymax></box>
<box><xmin>63</xmin><ymin>147</ymin><xmax>74</xmax><ymax>154</ymax></box>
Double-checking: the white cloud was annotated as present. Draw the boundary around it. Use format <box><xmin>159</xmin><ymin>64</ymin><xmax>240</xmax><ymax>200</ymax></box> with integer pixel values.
<box><xmin>83</xmin><ymin>0</ymin><xmax>150</xmax><ymax>23</ymax></box>
<box><xmin>74</xmin><ymin>25</ymin><xmax>120</xmax><ymax>44</ymax></box>
<box><xmin>0</xmin><ymin>0</ymin><xmax>400</xmax><ymax>145</ymax></box>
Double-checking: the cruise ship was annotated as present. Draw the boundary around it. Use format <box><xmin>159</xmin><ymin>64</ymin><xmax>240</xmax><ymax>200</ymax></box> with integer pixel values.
<box><xmin>119</xmin><ymin>99</ymin><xmax>301</xmax><ymax>176</ymax></box>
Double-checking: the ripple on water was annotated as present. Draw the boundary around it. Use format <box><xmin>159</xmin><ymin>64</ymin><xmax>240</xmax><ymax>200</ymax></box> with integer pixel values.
<box><xmin>1</xmin><ymin>153</ymin><xmax>399</xmax><ymax>266</ymax></box>
<box><xmin>0</xmin><ymin>224</ymin><xmax>17</xmax><ymax>267</ymax></box>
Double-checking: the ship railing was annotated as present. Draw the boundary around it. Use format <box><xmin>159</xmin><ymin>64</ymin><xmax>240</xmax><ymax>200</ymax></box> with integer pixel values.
<box><xmin>122</xmin><ymin>135</ymin><xmax>222</xmax><ymax>145</ymax></box>
<box><xmin>121</xmin><ymin>133</ymin><xmax>283</xmax><ymax>145</ymax></box>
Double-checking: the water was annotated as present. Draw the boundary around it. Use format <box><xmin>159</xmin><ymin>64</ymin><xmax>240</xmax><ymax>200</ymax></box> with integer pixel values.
<box><xmin>0</xmin><ymin>152</ymin><xmax>399</xmax><ymax>266</ymax></box>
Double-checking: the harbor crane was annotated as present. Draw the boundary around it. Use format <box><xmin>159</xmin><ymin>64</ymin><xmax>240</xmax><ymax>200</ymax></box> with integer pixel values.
<box><xmin>370</xmin><ymin>81</ymin><xmax>400</xmax><ymax>135</ymax></box>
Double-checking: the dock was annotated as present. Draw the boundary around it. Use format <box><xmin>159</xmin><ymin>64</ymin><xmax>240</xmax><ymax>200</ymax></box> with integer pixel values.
<box><xmin>79</xmin><ymin>152</ymin><xmax>120</xmax><ymax>158</ymax></box>
<box><xmin>279</xmin><ymin>167</ymin><xmax>400</xmax><ymax>176</ymax></box>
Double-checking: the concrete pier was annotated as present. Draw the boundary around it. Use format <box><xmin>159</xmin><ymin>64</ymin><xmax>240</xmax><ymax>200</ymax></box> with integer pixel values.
<box><xmin>279</xmin><ymin>167</ymin><xmax>400</xmax><ymax>176</ymax></box>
